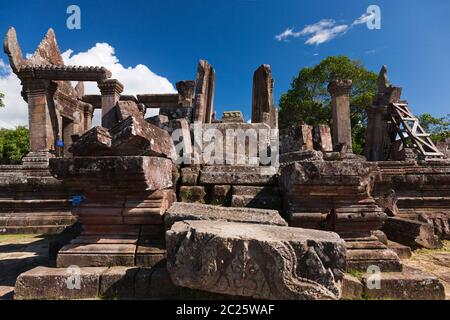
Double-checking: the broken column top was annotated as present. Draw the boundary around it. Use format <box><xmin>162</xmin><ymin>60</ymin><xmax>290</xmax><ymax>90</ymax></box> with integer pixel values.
<box><xmin>327</xmin><ymin>79</ymin><xmax>353</xmax><ymax>96</ymax></box>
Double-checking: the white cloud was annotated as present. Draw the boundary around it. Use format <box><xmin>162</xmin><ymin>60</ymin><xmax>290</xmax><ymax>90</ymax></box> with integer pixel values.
<box><xmin>61</xmin><ymin>43</ymin><xmax>176</xmax><ymax>95</ymax></box>
<box><xmin>0</xmin><ymin>61</ymin><xmax>28</xmax><ymax>129</ymax></box>
<box><xmin>0</xmin><ymin>43</ymin><xmax>176</xmax><ymax>129</ymax></box>
<box><xmin>275</xmin><ymin>11</ymin><xmax>374</xmax><ymax>45</ymax></box>
<box><xmin>352</xmin><ymin>12</ymin><xmax>376</xmax><ymax>26</ymax></box>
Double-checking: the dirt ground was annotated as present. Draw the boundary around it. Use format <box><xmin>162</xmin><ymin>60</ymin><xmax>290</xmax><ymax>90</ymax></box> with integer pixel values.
<box><xmin>403</xmin><ymin>240</ymin><xmax>450</xmax><ymax>300</ymax></box>
<box><xmin>0</xmin><ymin>234</ymin><xmax>56</xmax><ymax>300</ymax></box>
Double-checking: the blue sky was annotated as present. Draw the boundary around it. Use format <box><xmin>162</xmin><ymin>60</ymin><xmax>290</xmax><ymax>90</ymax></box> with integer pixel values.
<box><xmin>1</xmin><ymin>0</ymin><xmax>449</xmax><ymax>125</ymax></box>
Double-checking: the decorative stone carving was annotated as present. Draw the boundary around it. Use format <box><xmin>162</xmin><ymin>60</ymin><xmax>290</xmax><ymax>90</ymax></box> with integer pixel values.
<box><xmin>166</xmin><ymin>220</ymin><xmax>346</xmax><ymax>300</ymax></box>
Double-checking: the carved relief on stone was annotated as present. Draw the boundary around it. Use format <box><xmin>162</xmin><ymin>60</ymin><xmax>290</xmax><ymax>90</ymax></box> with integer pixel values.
<box><xmin>166</xmin><ymin>220</ymin><xmax>346</xmax><ymax>300</ymax></box>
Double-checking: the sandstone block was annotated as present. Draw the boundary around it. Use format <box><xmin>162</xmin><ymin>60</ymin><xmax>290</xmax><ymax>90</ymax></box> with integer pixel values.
<box><xmin>179</xmin><ymin>186</ymin><xmax>207</xmax><ymax>203</ymax></box>
<box><xmin>69</xmin><ymin>126</ymin><xmax>112</xmax><ymax>156</ymax></box>
<box><xmin>166</xmin><ymin>220</ymin><xmax>346</xmax><ymax>300</ymax></box>
<box><xmin>110</xmin><ymin>115</ymin><xmax>176</xmax><ymax>160</ymax></box>
<box><xmin>15</xmin><ymin>266</ymin><xmax>107</xmax><ymax>300</ymax></box>
<box><xmin>210</xmin><ymin>185</ymin><xmax>231</xmax><ymax>205</ymax></box>
<box><xmin>164</xmin><ymin>202</ymin><xmax>287</xmax><ymax>229</ymax></box>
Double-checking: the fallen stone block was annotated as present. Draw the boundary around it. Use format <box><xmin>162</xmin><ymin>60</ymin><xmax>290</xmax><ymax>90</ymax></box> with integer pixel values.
<box><xmin>14</xmin><ymin>266</ymin><xmax>108</xmax><ymax>300</ymax></box>
<box><xmin>418</xmin><ymin>212</ymin><xmax>450</xmax><ymax>240</ymax></box>
<box><xmin>110</xmin><ymin>115</ymin><xmax>176</xmax><ymax>160</ymax></box>
<box><xmin>164</xmin><ymin>202</ymin><xmax>287</xmax><ymax>229</ymax></box>
<box><xmin>341</xmin><ymin>274</ymin><xmax>364</xmax><ymax>300</ymax></box>
<box><xmin>166</xmin><ymin>220</ymin><xmax>346</xmax><ymax>300</ymax></box>
<box><xmin>116</xmin><ymin>100</ymin><xmax>144</xmax><ymax>121</ymax></box>
<box><xmin>361</xmin><ymin>266</ymin><xmax>445</xmax><ymax>300</ymax></box>
<box><xmin>382</xmin><ymin>217</ymin><xmax>442</xmax><ymax>249</ymax></box>
<box><xmin>69</xmin><ymin>126</ymin><xmax>112</xmax><ymax>156</ymax></box>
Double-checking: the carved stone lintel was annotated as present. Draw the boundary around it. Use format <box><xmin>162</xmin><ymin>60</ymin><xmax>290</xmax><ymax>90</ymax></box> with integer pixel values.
<box><xmin>166</xmin><ymin>220</ymin><xmax>346</xmax><ymax>300</ymax></box>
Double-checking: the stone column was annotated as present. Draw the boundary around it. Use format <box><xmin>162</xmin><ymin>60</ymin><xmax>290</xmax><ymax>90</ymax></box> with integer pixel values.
<box><xmin>193</xmin><ymin>60</ymin><xmax>215</xmax><ymax>124</ymax></box>
<box><xmin>23</xmin><ymin>79</ymin><xmax>58</xmax><ymax>154</ymax></box>
<box><xmin>252</xmin><ymin>64</ymin><xmax>277</xmax><ymax>129</ymax></box>
<box><xmin>82</xmin><ymin>102</ymin><xmax>94</xmax><ymax>132</ymax></box>
<box><xmin>98</xmin><ymin>79</ymin><xmax>124</xmax><ymax>129</ymax></box>
<box><xmin>328</xmin><ymin>80</ymin><xmax>353</xmax><ymax>153</ymax></box>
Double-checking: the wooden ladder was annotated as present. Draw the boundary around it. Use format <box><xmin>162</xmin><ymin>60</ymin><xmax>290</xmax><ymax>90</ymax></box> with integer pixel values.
<box><xmin>389</xmin><ymin>103</ymin><xmax>444</xmax><ymax>159</ymax></box>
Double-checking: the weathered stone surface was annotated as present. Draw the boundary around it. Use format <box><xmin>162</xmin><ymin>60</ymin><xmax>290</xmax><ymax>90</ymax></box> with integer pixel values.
<box><xmin>382</xmin><ymin>217</ymin><xmax>442</xmax><ymax>249</ymax></box>
<box><xmin>49</xmin><ymin>156</ymin><xmax>173</xmax><ymax>191</ymax></box>
<box><xmin>328</xmin><ymin>79</ymin><xmax>353</xmax><ymax>153</ymax></box>
<box><xmin>116</xmin><ymin>100</ymin><xmax>143</xmax><ymax>122</ymax></box>
<box><xmin>376</xmin><ymin>189</ymin><xmax>399</xmax><ymax>217</ymax></box>
<box><xmin>164</xmin><ymin>202</ymin><xmax>287</xmax><ymax>229</ymax></box>
<box><xmin>361</xmin><ymin>266</ymin><xmax>445</xmax><ymax>300</ymax></box>
<box><xmin>280</xmin><ymin>125</ymin><xmax>313</xmax><ymax>154</ymax></box>
<box><xmin>110</xmin><ymin>116</ymin><xmax>176</xmax><ymax>160</ymax></box>
<box><xmin>221</xmin><ymin>111</ymin><xmax>244</xmax><ymax>123</ymax></box>
<box><xmin>179</xmin><ymin>186</ymin><xmax>207</xmax><ymax>204</ymax></box>
<box><xmin>98</xmin><ymin>267</ymin><xmax>139</xmax><ymax>299</ymax></box>
<box><xmin>210</xmin><ymin>185</ymin><xmax>231</xmax><ymax>206</ymax></box>
<box><xmin>180</xmin><ymin>166</ymin><xmax>200</xmax><ymax>186</ymax></box>
<box><xmin>230</xmin><ymin>186</ymin><xmax>281</xmax><ymax>210</ymax></box>
<box><xmin>279</xmin><ymin>150</ymin><xmax>323</xmax><ymax>163</ymax></box>
<box><xmin>3</xmin><ymin>27</ymin><xmax>25</xmax><ymax>73</ymax></box>
<box><xmin>341</xmin><ymin>274</ymin><xmax>364</xmax><ymax>300</ymax></box>
<box><xmin>69</xmin><ymin>126</ymin><xmax>112</xmax><ymax>156</ymax></box>
<box><xmin>387</xmin><ymin>241</ymin><xmax>412</xmax><ymax>260</ymax></box>
<box><xmin>200</xmin><ymin>165</ymin><xmax>277</xmax><ymax>186</ymax></box>
<box><xmin>15</xmin><ymin>266</ymin><xmax>108</xmax><ymax>300</ymax></box>
<box><xmin>252</xmin><ymin>64</ymin><xmax>277</xmax><ymax>128</ymax></box>
<box><xmin>166</xmin><ymin>220</ymin><xmax>346</xmax><ymax>300</ymax></box>
<box><xmin>280</xmin><ymin>160</ymin><xmax>385</xmax><ymax>232</ymax></box>
<box><xmin>193</xmin><ymin>60</ymin><xmax>215</xmax><ymax>123</ymax></box>
<box><xmin>418</xmin><ymin>213</ymin><xmax>450</xmax><ymax>240</ymax></box>
<box><xmin>313</xmin><ymin>125</ymin><xmax>333</xmax><ymax>152</ymax></box>
<box><xmin>200</xmin><ymin>122</ymin><xmax>272</xmax><ymax>166</ymax></box>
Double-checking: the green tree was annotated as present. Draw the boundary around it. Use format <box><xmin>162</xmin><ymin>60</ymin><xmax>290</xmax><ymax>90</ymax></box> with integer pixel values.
<box><xmin>418</xmin><ymin>113</ymin><xmax>450</xmax><ymax>143</ymax></box>
<box><xmin>278</xmin><ymin>56</ymin><xmax>378</xmax><ymax>154</ymax></box>
<box><xmin>0</xmin><ymin>92</ymin><xmax>4</xmax><ymax>108</ymax></box>
<box><xmin>0</xmin><ymin>126</ymin><xmax>30</xmax><ymax>164</ymax></box>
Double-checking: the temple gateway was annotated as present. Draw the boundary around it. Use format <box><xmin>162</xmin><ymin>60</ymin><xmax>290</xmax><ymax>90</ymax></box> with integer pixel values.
<box><xmin>1</xmin><ymin>28</ymin><xmax>449</xmax><ymax>300</ymax></box>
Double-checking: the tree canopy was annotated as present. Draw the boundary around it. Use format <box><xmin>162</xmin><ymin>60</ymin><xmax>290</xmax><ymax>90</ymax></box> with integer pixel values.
<box><xmin>278</xmin><ymin>56</ymin><xmax>378</xmax><ymax>154</ymax></box>
<box><xmin>0</xmin><ymin>126</ymin><xmax>30</xmax><ymax>164</ymax></box>
<box><xmin>418</xmin><ymin>113</ymin><xmax>450</xmax><ymax>143</ymax></box>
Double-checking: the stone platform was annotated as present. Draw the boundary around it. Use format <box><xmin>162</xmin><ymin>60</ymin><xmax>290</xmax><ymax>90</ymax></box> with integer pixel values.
<box><xmin>0</xmin><ymin>153</ymin><xmax>76</xmax><ymax>235</ymax></box>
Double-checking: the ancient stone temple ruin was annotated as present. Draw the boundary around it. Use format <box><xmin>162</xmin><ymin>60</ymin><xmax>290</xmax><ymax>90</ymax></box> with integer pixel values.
<box><xmin>2</xmin><ymin>28</ymin><xmax>449</xmax><ymax>300</ymax></box>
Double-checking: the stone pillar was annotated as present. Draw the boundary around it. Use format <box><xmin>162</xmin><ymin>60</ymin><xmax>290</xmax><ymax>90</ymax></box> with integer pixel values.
<box><xmin>328</xmin><ymin>80</ymin><xmax>353</xmax><ymax>153</ymax></box>
<box><xmin>23</xmin><ymin>80</ymin><xmax>58</xmax><ymax>154</ymax></box>
<box><xmin>193</xmin><ymin>60</ymin><xmax>215</xmax><ymax>124</ymax></box>
<box><xmin>252</xmin><ymin>64</ymin><xmax>277</xmax><ymax>128</ymax></box>
<box><xmin>82</xmin><ymin>103</ymin><xmax>94</xmax><ymax>132</ymax></box>
<box><xmin>98</xmin><ymin>79</ymin><xmax>124</xmax><ymax>129</ymax></box>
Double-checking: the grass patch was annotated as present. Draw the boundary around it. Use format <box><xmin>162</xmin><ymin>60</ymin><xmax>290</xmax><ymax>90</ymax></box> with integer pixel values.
<box><xmin>0</xmin><ymin>234</ymin><xmax>43</xmax><ymax>243</ymax></box>
<box><xmin>347</xmin><ymin>269</ymin><xmax>364</xmax><ymax>280</ymax></box>
<box><xmin>413</xmin><ymin>241</ymin><xmax>450</xmax><ymax>255</ymax></box>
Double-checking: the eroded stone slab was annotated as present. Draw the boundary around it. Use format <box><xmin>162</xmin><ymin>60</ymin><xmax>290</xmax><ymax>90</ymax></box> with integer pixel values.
<box><xmin>164</xmin><ymin>202</ymin><xmax>287</xmax><ymax>229</ymax></box>
<box><xmin>166</xmin><ymin>220</ymin><xmax>346</xmax><ymax>300</ymax></box>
